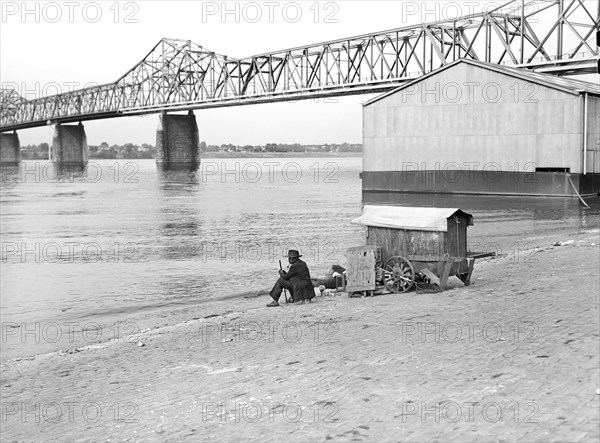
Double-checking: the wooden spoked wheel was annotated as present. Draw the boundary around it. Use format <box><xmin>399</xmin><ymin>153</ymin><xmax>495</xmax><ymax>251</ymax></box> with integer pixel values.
<box><xmin>383</xmin><ymin>256</ymin><xmax>415</xmax><ymax>293</ymax></box>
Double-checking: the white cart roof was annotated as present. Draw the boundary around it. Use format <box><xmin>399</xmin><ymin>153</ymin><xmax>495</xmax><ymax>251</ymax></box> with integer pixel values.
<box><xmin>352</xmin><ymin>205</ymin><xmax>473</xmax><ymax>232</ymax></box>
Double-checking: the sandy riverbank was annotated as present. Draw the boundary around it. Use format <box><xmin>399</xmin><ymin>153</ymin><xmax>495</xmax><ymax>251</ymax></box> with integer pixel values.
<box><xmin>1</xmin><ymin>230</ymin><xmax>598</xmax><ymax>442</ymax></box>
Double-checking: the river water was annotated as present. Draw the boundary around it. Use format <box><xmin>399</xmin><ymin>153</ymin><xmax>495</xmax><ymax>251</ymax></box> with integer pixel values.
<box><xmin>1</xmin><ymin>158</ymin><xmax>599</xmax><ymax>359</ymax></box>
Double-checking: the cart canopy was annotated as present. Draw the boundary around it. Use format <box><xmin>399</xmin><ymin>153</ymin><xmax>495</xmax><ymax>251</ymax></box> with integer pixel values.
<box><xmin>352</xmin><ymin>206</ymin><xmax>474</xmax><ymax>232</ymax></box>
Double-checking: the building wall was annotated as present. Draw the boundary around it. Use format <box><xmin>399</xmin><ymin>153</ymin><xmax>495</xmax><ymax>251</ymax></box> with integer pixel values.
<box><xmin>586</xmin><ymin>95</ymin><xmax>600</xmax><ymax>174</ymax></box>
<box><xmin>363</xmin><ymin>63</ymin><xmax>586</xmax><ymax>174</ymax></box>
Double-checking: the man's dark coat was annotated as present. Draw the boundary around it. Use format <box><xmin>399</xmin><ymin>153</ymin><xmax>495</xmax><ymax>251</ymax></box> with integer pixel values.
<box><xmin>280</xmin><ymin>258</ymin><xmax>314</xmax><ymax>302</ymax></box>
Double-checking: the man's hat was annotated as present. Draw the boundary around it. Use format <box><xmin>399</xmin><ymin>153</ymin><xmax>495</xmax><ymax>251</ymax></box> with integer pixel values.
<box><xmin>287</xmin><ymin>249</ymin><xmax>301</xmax><ymax>258</ymax></box>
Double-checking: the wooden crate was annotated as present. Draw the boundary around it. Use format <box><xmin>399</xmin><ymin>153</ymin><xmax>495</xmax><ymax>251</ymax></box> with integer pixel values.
<box><xmin>345</xmin><ymin>245</ymin><xmax>378</xmax><ymax>292</ymax></box>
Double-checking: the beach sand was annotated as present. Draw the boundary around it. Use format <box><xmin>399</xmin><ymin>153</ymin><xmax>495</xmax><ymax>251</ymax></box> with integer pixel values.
<box><xmin>1</xmin><ymin>230</ymin><xmax>599</xmax><ymax>442</ymax></box>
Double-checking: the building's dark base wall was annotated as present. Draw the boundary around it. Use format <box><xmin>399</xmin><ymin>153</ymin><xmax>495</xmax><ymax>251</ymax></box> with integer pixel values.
<box><xmin>578</xmin><ymin>174</ymin><xmax>600</xmax><ymax>196</ymax></box>
<box><xmin>361</xmin><ymin>170</ymin><xmax>600</xmax><ymax>197</ymax></box>
<box><xmin>361</xmin><ymin>191</ymin><xmax>590</xmax><ymax>215</ymax></box>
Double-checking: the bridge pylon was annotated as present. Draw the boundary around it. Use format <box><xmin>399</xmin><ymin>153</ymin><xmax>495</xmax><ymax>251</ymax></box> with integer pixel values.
<box><xmin>156</xmin><ymin>111</ymin><xmax>200</xmax><ymax>171</ymax></box>
<box><xmin>0</xmin><ymin>131</ymin><xmax>21</xmax><ymax>167</ymax></box>
<box><xmin>50</xmin><ymin>122</ymin><xmax>88</xmax><ymax>172</ymax></box>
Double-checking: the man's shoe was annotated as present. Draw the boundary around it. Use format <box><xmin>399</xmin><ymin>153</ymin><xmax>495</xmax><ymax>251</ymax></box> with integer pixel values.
<box><xmin>267</xmin><ymin>301</ymin><xmax>280</xmax><ymax>307</ymax></box>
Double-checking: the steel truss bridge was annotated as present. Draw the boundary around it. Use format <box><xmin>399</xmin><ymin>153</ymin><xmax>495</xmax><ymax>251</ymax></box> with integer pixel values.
<box><xmin>1</xmin><ymin>0</ymin><xmax>598</xmax><ymax>132</ymax></box>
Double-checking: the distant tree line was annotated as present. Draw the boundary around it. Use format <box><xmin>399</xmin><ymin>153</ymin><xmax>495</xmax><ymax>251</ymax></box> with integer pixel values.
<box><xmin>20</xmin><ymin>141</ymin><xmax>361</xmax><ymax>160</ymax></box>
<box><xmin>202</xmin><ymin>142</ymin><xmax>362</xmax><ymax>153</ymax></box>
<box><xmin>89</xmin><ymin>142</ymin><xmax>156</xmax><ymax>159</ymax></box>
<box><xmin>21</xmin><ymin>143</ymin><xmax>50</xmax><ymax>160</ymax></box>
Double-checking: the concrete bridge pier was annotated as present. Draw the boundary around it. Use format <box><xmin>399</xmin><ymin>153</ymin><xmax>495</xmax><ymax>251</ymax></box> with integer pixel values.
<box><xmin>0</xmin><ymin>131</ymin><xmax>21</xmax><ymax>167</ymax></box>
<box><xmin>156</xmin><ymin>111</ymin><xmax>200</xmax><ymax>171</ymax></box>
<box><xmin>51</xmin><ymin>123</ymin><xmax>89</xmax><ymax>172</ymax></box>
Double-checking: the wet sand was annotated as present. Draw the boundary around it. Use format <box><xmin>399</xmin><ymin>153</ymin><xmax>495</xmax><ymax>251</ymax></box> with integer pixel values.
<box><xmin>1</xmin><ymin>230</ymin><xmax>599</xmax><ymax>442</ymax></box>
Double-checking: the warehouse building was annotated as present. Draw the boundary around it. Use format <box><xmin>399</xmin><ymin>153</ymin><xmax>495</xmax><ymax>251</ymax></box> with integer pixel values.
<box><xmin>362</xmin><ymin>59</ymin><xmax>600</xmax><ymax>197</ymax></box>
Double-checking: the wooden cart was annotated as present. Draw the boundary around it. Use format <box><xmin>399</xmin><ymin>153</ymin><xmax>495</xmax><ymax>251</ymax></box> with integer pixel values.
<box><xmin>378</xmin><ymin>253</ymin><xmax>481</xmax><ymax>293</ymax></box>
<box><xmin>350</xmin><ymin>206</ymin><xmax>491</xmax><ymax>293</ymax></box>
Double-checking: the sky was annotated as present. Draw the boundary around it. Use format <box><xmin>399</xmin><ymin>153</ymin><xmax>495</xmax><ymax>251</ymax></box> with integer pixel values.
<box><xmin>1</xmin><ymin>0</ymin><xmax>599</xmax><ymax>146</ymax></box>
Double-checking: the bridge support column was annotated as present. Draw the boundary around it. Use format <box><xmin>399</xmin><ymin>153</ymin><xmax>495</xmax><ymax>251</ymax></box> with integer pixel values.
<box><xmin>51</xmin><ymin>123</ymin><xmax>88</xmax><ymax>171</ymax></box>
<box><xmin>156</xmin><ymin>111</ymin><xmax>200</xmax><ymax>170</ymax></box>
<box><xmin>0</xmin><ymin>131</ymin><xmax>21</xmax><ymax>167</ymax></box>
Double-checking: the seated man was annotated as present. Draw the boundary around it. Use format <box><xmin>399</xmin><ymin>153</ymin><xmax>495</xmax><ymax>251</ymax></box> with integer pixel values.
<box><xmin>267</xmin><ymin>250</ymin><xmax>314</xmax><ymax>307</ymax></box>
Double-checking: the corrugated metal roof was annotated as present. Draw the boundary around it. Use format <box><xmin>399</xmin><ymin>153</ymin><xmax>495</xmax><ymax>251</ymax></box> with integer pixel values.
<box><xmin>364</xmin><ymin>58</ymin><xmax>600</xmax><ymax>107</ymax></box>
<box><xmin>352</xmin><ymin>205</ymin><xmax>474</xmax><ymax>232</ymax></box>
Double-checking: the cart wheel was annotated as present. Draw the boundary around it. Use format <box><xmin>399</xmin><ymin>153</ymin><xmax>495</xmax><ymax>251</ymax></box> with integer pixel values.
<box><xmin>383</xmin><ymin>256</ymin><xmax>415</xmax><ymax>293</ymax></box>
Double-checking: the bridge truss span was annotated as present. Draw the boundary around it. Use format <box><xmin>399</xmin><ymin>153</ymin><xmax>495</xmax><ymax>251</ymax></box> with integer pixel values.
<box><xmin>1</xmin><ymin>0</ymin><xmax>598</xmax><ymax>131</ymax></box>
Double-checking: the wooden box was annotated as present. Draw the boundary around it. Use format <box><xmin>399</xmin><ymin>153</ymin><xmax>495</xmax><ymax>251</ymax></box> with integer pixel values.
<box><xmin>345</xmin><ymin>245</ymin><xmax>378</xmax><ymax>292</ymax></box>
<box><xmin>365</xmin><ymin>210</ymin><xmax>472</xmax><ymax>263</ymax></box>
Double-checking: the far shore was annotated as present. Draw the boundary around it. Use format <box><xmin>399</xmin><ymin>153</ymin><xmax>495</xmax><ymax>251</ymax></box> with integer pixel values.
<box><xmin>19</xmin><ymin>152</ymin><xmax>363</xmax><ymax>162</ymax></box>
<box><xmin>195</xmin><ymin>152</ymin><xmax>362</xmax><ymax>159</ymax></box>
